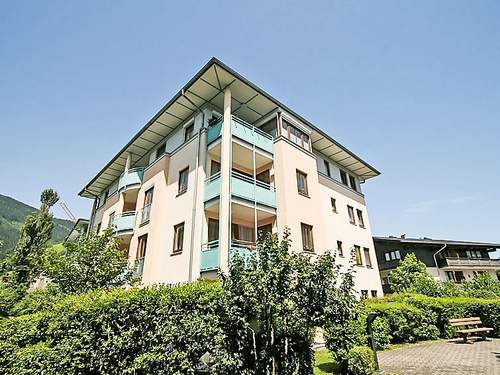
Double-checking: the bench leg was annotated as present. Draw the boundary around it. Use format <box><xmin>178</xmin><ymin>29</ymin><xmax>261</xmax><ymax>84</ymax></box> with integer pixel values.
<box><xmin>462</xmin><ymin>334</ymin><xmax>468</xmax><ymax>344</ymax></box>
<box><xmin>481</xmin><ymin>333</ymin><xmax>487</xmax><ymax>341</ymax></box>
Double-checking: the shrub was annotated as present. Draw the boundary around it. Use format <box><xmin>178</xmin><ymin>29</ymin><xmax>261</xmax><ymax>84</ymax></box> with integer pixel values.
<box><xmin>10</xmin><ymin>285</ymin><xmax>64</xmax><ymax>316</ymax></box>
<box><xmin>462</xmin><ymin>273</ymin><xmax>500</xmax><ymax>298</ymax></box>
<box><xmin>0</xmin><ymin>282</ymin><xmax>18</xmax><ymax>317</ymax></box>
<box><xmin>346</xmin><ymin>346</ymin><xmax>377</xmax><ymax>375</ymax></box>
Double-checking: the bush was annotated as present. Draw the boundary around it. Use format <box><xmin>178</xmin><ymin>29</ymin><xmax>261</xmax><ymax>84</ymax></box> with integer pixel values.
<box><xmin>346</xmin><ymin>346</ymin><xmax>377</xmax><ymax>375</ymax></box>
<box><xmin>0</xmin><ymin>282</ymin><xmax>18</xmax><ymax>317</ymax></box>
<box><xmin>10</xmin><ymin>285</ymin><xmax>64</xmax><ymax>316</ymax></box>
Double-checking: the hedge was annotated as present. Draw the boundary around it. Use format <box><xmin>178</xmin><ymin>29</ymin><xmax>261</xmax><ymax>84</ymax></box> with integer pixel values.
<box><xmin>0</xmin><ymin>281</ymin><xmax>246</xmax><ymax>375</ymax></box>
<box><xmin>362</xmin><ymin>294</ymin><xmax>500</xmax><ymax>349</ymax></box>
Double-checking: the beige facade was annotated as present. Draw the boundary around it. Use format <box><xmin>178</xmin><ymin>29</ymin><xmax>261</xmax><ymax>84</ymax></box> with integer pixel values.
<box><xmin>82</xmin><ymin>59</ymin><xmax>383</xmax><ymax>296</ymax></box>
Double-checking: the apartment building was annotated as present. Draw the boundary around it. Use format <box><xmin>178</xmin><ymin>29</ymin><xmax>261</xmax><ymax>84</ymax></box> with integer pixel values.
<box><xmin>374</xmin><ymin>236</ymin><xmax>500</xmax><ymax>293</ymax></box>
<box><xmin>79</xmin><ymin>58</ymin><xmax>383</xmax><ymax>296</ymax></box>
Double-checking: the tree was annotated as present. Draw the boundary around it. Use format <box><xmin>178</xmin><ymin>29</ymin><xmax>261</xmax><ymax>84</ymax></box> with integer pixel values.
<box><xmin>388</xmin><ymin>253</ymin><xmax>439</xmax><ymax>295</ymax></box>
<box><xmin>42</xmin><ymin>228</ymin><xmax>132</xmax><ymax>294</ymax></box>
<box><xmin>462</xmin><ymin>272</ymin><xmax>500</xmax><ymax>298</ymax></box>
<box><xmin>4</xmin><ymin>189</ymin><xmax>59</xmax><ymax>295</ymax></box>
<box><xmin>222</xmin><ymin>230</ymin><xmax>357</xmax><ymax>374</ymax></box>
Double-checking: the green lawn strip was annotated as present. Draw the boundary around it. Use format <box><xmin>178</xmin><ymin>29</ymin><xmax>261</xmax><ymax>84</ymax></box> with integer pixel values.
<box><xmin>314</xmin><ymin>349</ymin><xmax>340</xmax><ymax>375</ymax></box>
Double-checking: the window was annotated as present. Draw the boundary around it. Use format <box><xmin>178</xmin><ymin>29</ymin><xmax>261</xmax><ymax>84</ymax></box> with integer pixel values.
<box><xmin>354</xmin><ymin>245</ymin><xmax>362</xmax><ymax>265</ymax></box>
<box><xmin>141</xmin><ymin>187</ymin><xmax>154</xmax><ymax>223</ymax></box>
<box><xmin>340</xmin><ymin>170</ymin><xmax>348</xmax><ymax>185</ymax></box>
<box><xmin>282</xmin><ymin>119</ymin><xmax>310</xmax><ymax>151</ymax></box>
<box><xmin>347</xmin><ymin>205</ymin><xmax>356</xmax><ymax>224</ymax></box>
<box><xmin>337</xmin><ymin>240</ymin><xmax>344</xmax><ymax>257</ymax></box>
<box><xmin>178</xmin><ymin>167</ymin><xmax>189</xmax><ymax>194</ymax></box>
<box><xmin>331</xmin><ymin>198</ymin><xmax>337</xmax><ymax>213</ymax></box>
<box><xmin>384</xmin><ymin>250</ymin><xmax>401</xmax><ymax>262</ymax></box>
<box><xmin>258</xmin><ymin>223</ymin><xmax>273</xmax><ymax>238</ymax></box>
<box><xmin>301</xmin><ymin>223</ymin><xmax>314</xmax><ymax>252</ymax></box>
<box><xmin>349</xmin><ymin>175</ymin><xmax>357</xmax><ymax>191</ymax></box>
<box><xmin>361</xmin><ymin>290</ymin><xmax>368</xmax><ymax>299</ymax></box>
<box><xmin>156</xmin><ymin>143</ymin><xmax>166</xmax><ymax>159</ymax></box>
<box><xmin>108</xmin><ymin>212</ymin><xmax>115</xmax><ymax>228</ymax></box>
<box><xmin>210</xmin><ymin>160</ymin><xmax>221</xmax><ymax>176</ymax></box>
<box><xmin>356</xmin><ymin>209</ymin><xmax>365</xmax><ymax>228</ymax></box>
<box><xmin>173</xmin><ymin>222</ymin><xmax>185</xmax><ymax>253</ymax></box>
<box><xmin>208</xmin><ymin>218</ymin><xmax>219</xmax><ymax>242</ymax></box>
<box><xmin>324</xmin><ymin>160</ymin><xmax>331</xmax><ymax>177</ymax></box>
<box><xmin>296</xmin><ymin>170</ymin><xmax>308</xmax><ymax>196</ymax></box>
<box><xmin>466</xmin><ymin>250</ymin><xmax>482</xmax><ymax>259</ymax></box>
<box><xmin>446</xmin><ymin>271</ymin><xmax>465</xmax><ymax>283</ymax></box>
<box><xmin>371</xmin><ymin>290</ymin><xmax>378</xmax><ymax>298</ymax></box>
<box><xmin>184</xmin><ymin>123</ymin><xmax>194</xmax><ymax>141</ymax></box>
<box><xmin>364</xmin><ymin>248</ymin><xmax>372</xmax><ymax>268</ymax></box>
<box><xmin>137</xmin><ymin>234</ymin><xmax>148</xmax><ymax>259</ymax></box>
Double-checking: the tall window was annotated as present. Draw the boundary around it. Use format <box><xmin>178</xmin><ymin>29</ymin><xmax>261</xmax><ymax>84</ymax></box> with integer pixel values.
<box><xmin>347</xmin><ymin>205</ymin><xmax>356</xmax><ymax>224</ymax></box>
<box><xmin>208</xmin><ymin>218</ymin><xmax>219</xmax><ymax>242</ymax></box>
<box><xmin>301</xmin><ymin>223</ymin><xmax>314</xmax><ymax>252</ymax></box>
<box><xmin>137</xmin><ymin>234</ymin><xmax>148</xmax><ymax>260</ymax></box>
<box><xmin>331</xmin><ymin>198</ymin><xmax>337</xmax><ymax>213</ymax></box>
<box><xmin>354</xmin><ymin>245</ymin><xmax>362</xmax><ymax>265</ymax></box>
<box><xmin>141</xmin><ymin>187</ymin><xmax>154</xmax><ymax>223</ymax></box>
<box><xmin>178</xmin><ymin>167</ymin><xmax>189</xmax><ymax>194</ymax></box>
<box><xmin>184</xmin><ymin>123</ymin><xmax>194</xmax><ymax>141</ymax></box>
<box><xmin>356</xmin><ymin>209</ymin><xmax>365</xmax><ymax>228</ymax></box>
<box><xmin>337</xmin><ymin>240</ymin><xmax>343</xmax><ymax>257</ymax></box>
<box><xmin>282</xmin><ymin>119</ymin><xmax>310</xmax><ymax>151</ymax></box>
<box><xmin>349</xmin><ymin>175</ymin><xmax>357</xmax><ymax>191</ymax></box>
<box><xmin>108</xmin><ymin>212</ymin><xmax>115</xmax><ymax>228</ymax></box>
<box><xmin>296</xmin><ymin>170</ymin><xmax>308</xmax><ymax>196</ymax></box>
<box><xmin>173</xmin><ymin>222</ymin><xmax>185</xmax><ymax>253</ymax></box>
<box><xmin>364</xmin><ymin>248</ymin><xmax>372</xmax><ymax>268</ymax></box>
<box><xmin>156</xmin><ymin>143</ymin><xmax>166</xmax><ymax>159</ymax></box>
<box><xmin>340</xmin><ymin>170</ymin><xmax>348</xmax><ymax>185</ymax></box>
<box><xmin>324</xmin><ymin>160</ymin><xmax>331</xmax><ymax>177</ymax></box>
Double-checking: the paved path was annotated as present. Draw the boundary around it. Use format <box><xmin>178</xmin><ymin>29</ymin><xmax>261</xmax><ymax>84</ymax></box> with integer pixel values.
<box><xmin>378</xmin><ymin>339</ymin><xmax>500</xmax><ymax>375</ymax></box>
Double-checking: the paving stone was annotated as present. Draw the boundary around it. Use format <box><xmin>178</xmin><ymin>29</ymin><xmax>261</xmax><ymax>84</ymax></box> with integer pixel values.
<box><xmin>378</xmin><ymin>338</ymin><xmax>500</xmax><ymax>375</ymax></box>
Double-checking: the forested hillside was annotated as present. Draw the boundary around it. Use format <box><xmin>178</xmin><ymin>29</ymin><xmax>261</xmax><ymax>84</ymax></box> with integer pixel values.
<box><xmin>0</xmin><ymin>194</ymin><xmax>73</xmax><ymax>259</ymax></box>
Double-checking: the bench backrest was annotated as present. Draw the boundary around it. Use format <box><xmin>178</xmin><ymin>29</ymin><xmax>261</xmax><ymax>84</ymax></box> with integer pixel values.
<box><xmin>450</xmin><ymin>317</ymin><xmax>482</xmax><ymax>327</ymax></box>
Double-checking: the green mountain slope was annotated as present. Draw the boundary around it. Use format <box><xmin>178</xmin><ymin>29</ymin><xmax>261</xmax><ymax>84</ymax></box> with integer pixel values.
<box><xmin>0</xmin><ymin>194</ymin><xmax>74</xmax><ymax>259</ymax></box>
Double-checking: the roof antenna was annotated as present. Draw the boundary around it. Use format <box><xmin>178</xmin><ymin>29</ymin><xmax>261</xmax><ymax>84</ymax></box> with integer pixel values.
<box><xmin>400</xmin><ymin>233</ymin><xmax>406</xmax><ymax>239</ymax></box>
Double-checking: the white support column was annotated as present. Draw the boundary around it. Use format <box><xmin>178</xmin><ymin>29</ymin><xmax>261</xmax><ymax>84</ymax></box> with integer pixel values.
<box><xmin>125</xmin><ymin>152</ymin><xmax>132</xmax><ymax>172</ymax></box>
<box><xmin>219</xmin><ymin>88</ymin><xmax>232</xmax><ymax>273</ymax></box>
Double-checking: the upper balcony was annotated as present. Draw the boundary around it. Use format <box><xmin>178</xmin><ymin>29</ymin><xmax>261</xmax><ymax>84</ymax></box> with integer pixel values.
<box><xmin>437</xmin><ymin>257</ymin><xmax>500</xmax><ymax>269</ymax></box>
<box><xmin>231</xmin><ymin>171</ymin><xmax>276</xmax><ymax>207</ymax></box>
<box><xmin>110</xmin><ymin>211</ymin><xmax>137</xmax><ymax>236</ymax></box>
<box><xmin>206</xmin><ymin>116</ymin><xmax>274</xmax><ymax>154</ymax></box>
<box><xmin>118</xmin><ymin>167</ymin><xmax>144</xmax><ymax>192</ymax></box>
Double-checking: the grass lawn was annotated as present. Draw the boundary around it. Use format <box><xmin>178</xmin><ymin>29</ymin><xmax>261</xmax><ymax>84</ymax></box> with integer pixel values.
<box><xmin>314</xmin><ymin>349</ymin><xmax>340</xmax><ymax>375</ymax></box>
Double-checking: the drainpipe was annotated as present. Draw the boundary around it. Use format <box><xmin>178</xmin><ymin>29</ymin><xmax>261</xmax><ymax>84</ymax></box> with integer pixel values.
<box><xmin>84</xmin><ymin>188</ymin><xmax>100</xmax><ymax>235</ymax></box>
<box><xmin>182</xmin><ymin>90</ymin><xmax>205</xmax><ymax>282</ymax></box>
<box><xmin>433</xmin><ymin>243</ymin><xmax>447</xmax><ymax>281</ymax></box>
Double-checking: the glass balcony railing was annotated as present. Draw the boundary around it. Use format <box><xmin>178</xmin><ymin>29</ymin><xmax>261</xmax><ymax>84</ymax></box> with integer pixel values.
<box><xmin>200</xmin><ymin>241</ymin><xmax>220</xmax><ymax>271</ymax></box>
<box><xmin>230</xmin><ymin>240</ymin><xmax>256</xmax><ymax>264</ymax></box>
<box><xmin>204</xmin><ymin>172</ymin><xmax>221</xmax><ymax>202</ymax></box>
<box><xmin>111</xmin><ymin>211</ymin><xmax>136</xmax><ymax>235</ymax></box>
<box><xmin>231</xmin><ymin>116</ymin><xmax>274</xmax><ymax>154</ymax></box>
<box><xmin>231</xmin><ymin>171</ymin><xmax>276</xmax><ymax>207</ymax></box>
<box><xmin>118</xmin><ymin>167</ymin><xmax>144</xmax><ymax>192</ymax></box>
<box><xmin>207</xmin><ymin>119</ymin><xmax>223</xmax><ymax>144</ymax></box>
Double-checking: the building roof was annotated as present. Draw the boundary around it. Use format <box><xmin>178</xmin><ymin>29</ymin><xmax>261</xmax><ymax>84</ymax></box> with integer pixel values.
<box><xmin>79</xmin><ymin>57</ymin><xmax>380</xmax><ymax>198</ymax></box>
<box><xmin>373</xmin><ymin>236</ymin><xmax>500</xmax><ymax>250</ymax></box>
<box><xmin>64</xmin><ymin>218</ymin><xmax>90</xmax><ymax>243</ymax></box>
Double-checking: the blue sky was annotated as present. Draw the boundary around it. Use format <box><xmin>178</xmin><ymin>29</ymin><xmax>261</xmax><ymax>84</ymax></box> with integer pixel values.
<box><xmin>1</xmin><ymin>1</ymin><xmax>499</xmax><ymax>252</ymax></box>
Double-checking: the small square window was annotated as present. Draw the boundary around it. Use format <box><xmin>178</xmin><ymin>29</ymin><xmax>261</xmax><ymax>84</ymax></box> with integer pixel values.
<box><xmin>296</xmin><ymin>170</ymin><xmax>308</xmax><ymax>196</ymax></box>
<box><xmin>361</xmin><ymin>290</ymin><xmax>368</xmax><ymax>299</ymax></box>
<box><xmin>173</xmin><ymin>222</ymin><xmax>185</xmax><ymax>253</ymax></box>
<box><xmin>178</xmin><ymin>167</ymin><xmax>189</xmax><ymax>194</ymax></box>
<box><xmin>371</xmin><ymin>290</ymin><xmax>378</xmax><ymax>298</ymax></box>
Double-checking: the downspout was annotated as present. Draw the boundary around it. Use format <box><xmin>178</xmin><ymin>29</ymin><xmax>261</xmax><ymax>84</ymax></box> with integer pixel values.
<box><xmin>433</xmin><ymin>243</ymin><xmax>447</xmax><ymax>281</ymax></box>
<box><xmin>182</xmin><ymin>89</ymin><xmax>204</xmax><ymax>282</ymax></box>
<box><xmin>84</xmin><ymin>188</ymin><xmax>100</xmax><ymax>235</ymax></box>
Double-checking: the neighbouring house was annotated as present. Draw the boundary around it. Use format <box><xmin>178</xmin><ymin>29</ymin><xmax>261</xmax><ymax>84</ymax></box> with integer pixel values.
<box><xmin>79</xmin><ymin>58</ymin><xmax>383</xmax><ymax>296</ymax></box>
<box><xmin>64</xmin><ymin>218</ymin><xmax>89</xmax><ymax>243</ymax></box>
<box><xmin>374</xmin><ymin>235</ymin><xmax>500</xmax><ymax>293</ymax></box>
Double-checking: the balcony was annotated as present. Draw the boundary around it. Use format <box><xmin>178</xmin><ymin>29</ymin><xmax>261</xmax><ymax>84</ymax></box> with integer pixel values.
<box><xmin>437</xmin><ymin>257</ymin><xmax>500</xmax><ymax>269</ymax></box>
<box><xmin>204</xmin><ymin>172</ymin><xmax>221</xmax><ymax>202</ymax></box>
<box><xmin>207</xmin><ymin>119</ymin><xmax>223</xmax><ymax>144</ymax></box>
<box><xmin>118</xmin><ymin>167</ymin><xmax>144</xmax><ymax>192</ymax></box>
<box><xmin>231</xmin><ymin>117</ymin><xmax>274</xmax><ymax>154</ymax></box>
<box><xmin>231</xmin><ymin>171</ymin><xmax>276</xmax><ymax>207</ymax></box>
<box><xmin>200</xmin><ymin>241</ymin><xmax>220</xmax><ymax>271</ymax></box>
<box><xmin>111</xmin><ymin>211</ymin><xmax>137</xmax><ymax>235</ymax></box>
<box><xmin>230</xmin><ymin>240</ymin><xmax>256</xmax><ymax>263</ymax></box>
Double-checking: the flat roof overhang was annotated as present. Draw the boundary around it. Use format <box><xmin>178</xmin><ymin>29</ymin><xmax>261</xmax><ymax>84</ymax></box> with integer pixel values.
<box><xmin>373</xmin><ymin>236</ymin><xmax>500</xmax><ymax>251</ymax></box>
<box><xmin>79</xmin><ymin>57</ymin><xmax>380</xmax><ymax>198</ymax></box>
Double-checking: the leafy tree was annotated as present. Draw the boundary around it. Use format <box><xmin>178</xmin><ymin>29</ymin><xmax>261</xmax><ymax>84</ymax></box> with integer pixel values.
<box><xmin>42</xmin><ymin>228</ymin><xmax>132</xmax><ymax>294</ymax></box>
<box><xmin>462</xmin><ymin>272</ymin><xmax>500</xmax><ymax>298</ymax></box>
<box><xmin>389</xmin><ymin>253</ymin><xmax>439</xmax><ymax>295</ymax></box>
<box><xmin>3</xmin><ymin>189</ymin><xmax>58</xmax><ymax>295</ymax></box>
<box><xmin>222</xmin><ymin>230</ymin><xmax>357</xmax><ymax>374</ymax></box>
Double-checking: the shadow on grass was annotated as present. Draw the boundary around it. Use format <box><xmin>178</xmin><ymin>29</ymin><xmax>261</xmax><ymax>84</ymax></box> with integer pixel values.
<box><xmin>314</xmin><ymin>349</ymin><xmax>341</xmax><ymax>375</ymax></box>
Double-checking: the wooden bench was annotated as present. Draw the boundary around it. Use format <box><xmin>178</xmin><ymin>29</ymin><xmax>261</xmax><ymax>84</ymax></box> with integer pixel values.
<box><xmin>449</xmin><ymin>317</ymin><xmax>493</xmax><ymax>343</ymax></box>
